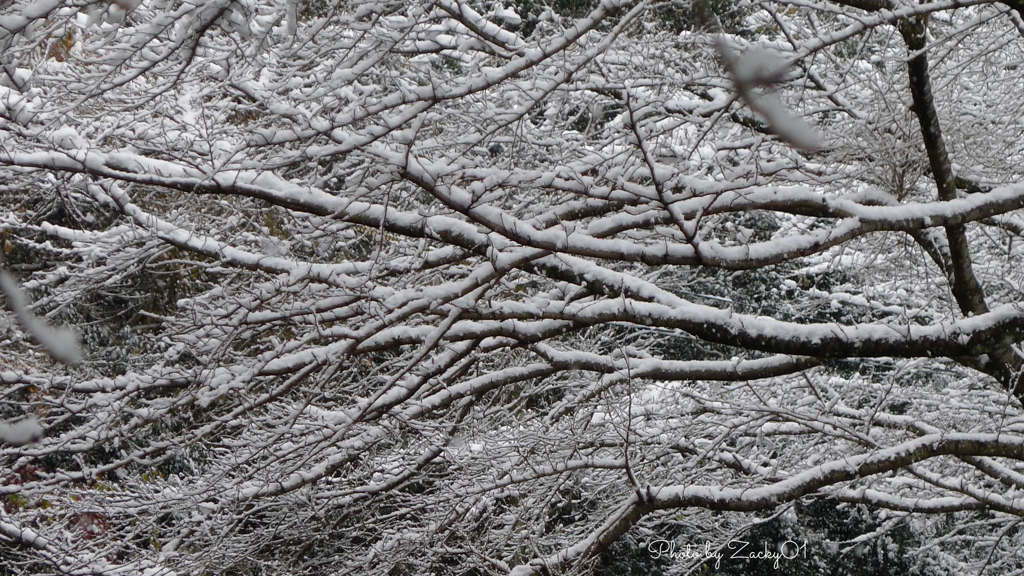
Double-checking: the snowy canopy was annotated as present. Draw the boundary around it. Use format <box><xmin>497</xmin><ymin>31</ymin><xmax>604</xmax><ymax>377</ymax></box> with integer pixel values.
<box><xmin>2</xmin><ymin>0</ymin><xmax>1024</xmax><ymax>574</ymax></box>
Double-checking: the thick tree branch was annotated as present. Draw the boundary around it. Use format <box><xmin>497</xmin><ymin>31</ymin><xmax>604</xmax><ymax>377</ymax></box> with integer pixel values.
<box><xmin>900</xmin><ymin>15</ymin><xmax>1024</xmax><ymax>397</ymax></box>
<box><xmin>509</xmin><ymin>433</ymin><xmax>1024</xmax><ymax>576</ymax></box>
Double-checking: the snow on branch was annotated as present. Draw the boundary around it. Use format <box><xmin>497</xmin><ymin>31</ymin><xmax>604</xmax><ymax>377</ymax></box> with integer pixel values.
<box><xmin>510</xmin><ymin>433</ymin><xmax>1024</xmax><ymax>576</ymax></box>
<box><xmin>3</xmin><ymin>0</ymin><xmax>1024</xmax><ymax>574</ymax></box>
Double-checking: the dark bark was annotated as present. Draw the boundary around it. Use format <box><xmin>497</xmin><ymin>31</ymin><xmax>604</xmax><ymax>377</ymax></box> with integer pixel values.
<box><xmin>900</xmin><ymin>16</ymin><xmax>1024</xmax><ymax>399</ymax></box>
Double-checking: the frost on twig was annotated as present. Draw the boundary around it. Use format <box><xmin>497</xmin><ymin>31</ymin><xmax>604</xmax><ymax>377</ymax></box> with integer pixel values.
<box><xmin>0</xmin><ymin>415</ymin><xmax>43</xmax><ymax>446</ymax></box>
<box><xmin>0</xmin><ymin>271</ymin><xmax>82</xmax><ymax>365</ymax></box>
<box><xmin>716</xmin><ymin>37</ymin><xmax>822</xmax><ymax>150</ymax></box>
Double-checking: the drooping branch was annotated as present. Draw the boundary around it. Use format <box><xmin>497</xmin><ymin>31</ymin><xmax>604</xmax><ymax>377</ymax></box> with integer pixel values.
<box><xmin>508</xmin><ymin>433</ymin><xmax>1024</xmax><ymax>576</ymax></box>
